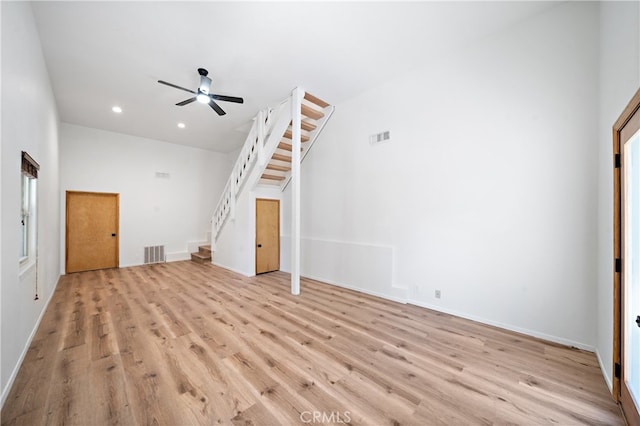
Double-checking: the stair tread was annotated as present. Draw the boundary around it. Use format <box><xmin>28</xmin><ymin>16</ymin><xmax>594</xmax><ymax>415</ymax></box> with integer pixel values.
<box><xmin>283</xmin><ymin>129</ymin><xmax>310</xmax><ymax>142</ymax></box>
<box><xmin>277</xmin><ymin>142</ymin><xmax>292</xmax><ymax>152</ymax></box>
<box><xmin>191</xmin><ymin>252</ymin><xmax>211</xmax><ymax>264</ymax></box>
<box><xmin>277</xmin><ymin>142</ymin><xmax>305</xmax><ymax>152</ymax></box>
<box><xmin>272</xmin><ymin>153</ymin><xmax>292</xmax><ymax>162</ymax></box>
<box><xmin>262</xmin><ymin>173</ymin><xmax>286</xmax><ymax>181</ymax></box>
<box><xmin>191</xmin><ymin>252</ymin><xmax>211</xmax><ymax>260</ymax></box>
<box><xmin>300</xmin><ymin>121</ymin><xmax>317</xmax><ymax>132</ymax></box>
<box><xmin>198</xmin><ymin>245</ymin><xmax>212</xmax><ymax>253</ymax></box>
<box><xmin>301</xmin><ymin>104</ymin><xmax>324</xmax><ymax>120</ymax></box>
<box><xmin>304</xmin><ymin>92</ymin><xmax>330</xmax><ymax>108</ymax></box>
<box><xmin>267</xmin><ymin>163</ymin><xmax>291</xmax><ymax>172</ymax></box>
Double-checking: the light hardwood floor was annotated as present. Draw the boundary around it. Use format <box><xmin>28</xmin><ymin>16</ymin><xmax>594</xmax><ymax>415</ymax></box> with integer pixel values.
<box><xmin>1</xmin><ymin>262</ymin><xmax>623</xmax><ymax>425</ymax></box>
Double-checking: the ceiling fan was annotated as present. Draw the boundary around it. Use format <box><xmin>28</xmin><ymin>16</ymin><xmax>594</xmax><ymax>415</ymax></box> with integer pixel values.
<box><xmin>157</xmin><ymin>68</ymin><xmax>243</xmax><ymax>116</ymax></box>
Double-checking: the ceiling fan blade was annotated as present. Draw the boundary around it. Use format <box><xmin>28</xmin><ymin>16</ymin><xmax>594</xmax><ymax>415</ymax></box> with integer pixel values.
<box><xmin>157</xmin><ymin>80</ymin><xmax>196</xmax><ymax>94</ymax></box>
<box><xmin>176</xmin><ymin>97</ymin><xmax>197</xmax><ymax>106</ymax></box>
<box><xmin>211</xmin><ymin>94</ymin><xmax>244</xmax><ymax>104</ymax></box>
<box><xmin>208</xmin><ymin>99</ymin><xmax>226</xmax><ymax>116</ymax></box>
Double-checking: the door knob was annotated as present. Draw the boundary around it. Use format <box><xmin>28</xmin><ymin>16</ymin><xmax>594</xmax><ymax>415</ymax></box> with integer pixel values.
<box><xmin>636</xmin><ymin>315</ymin><xmax>640</xmax><ymax>328</ymax></box>
<box><xmin>111</xmin><ymin>233</ymin><xmax>116</xmax><ymax>237</ymax></box>
<box><xmin>257</xmin><ymin>244</ymin><xmax>262</xmax><ymax>248</ymax></box>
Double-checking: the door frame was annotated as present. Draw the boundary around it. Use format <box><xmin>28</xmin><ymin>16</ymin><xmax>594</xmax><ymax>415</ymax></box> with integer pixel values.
<box><xmin>65</xmin><ymin>190</ymin><xmax>120</xmax><ymax>274</ymax></box>
<box><xmin>255</xmin><ymin>198</ymin><xmax>280</xmax><ymax>274</ymax></box>
<box><xmin>613</xmin><ymin>88</ymin><xmax>640</xmax><ymax>424</ymax></box>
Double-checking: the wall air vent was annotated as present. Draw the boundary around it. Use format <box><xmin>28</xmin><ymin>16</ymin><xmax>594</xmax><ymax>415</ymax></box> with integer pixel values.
<box><xmin>370</xmin><ymin>131</ymin><xmax>391</xmax><ymax>145</ymax></box>
<box><xmin>144</xmin><ymin>245</ymin><xmax>165</xmax><ymax>264</ymax></box>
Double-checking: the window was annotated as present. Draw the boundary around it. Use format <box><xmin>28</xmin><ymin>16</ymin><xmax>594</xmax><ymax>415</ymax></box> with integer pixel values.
<box><xmin>20</xmin><ymin>151</ymin><xmax>39</xmax><ymax>265</ymax></box>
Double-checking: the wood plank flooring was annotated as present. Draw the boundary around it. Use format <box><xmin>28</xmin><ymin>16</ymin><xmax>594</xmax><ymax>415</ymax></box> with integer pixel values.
<box><xmin>1</xmin><ymin>261</ymin><xmax>623</xmax><ymax>425</ymax></box>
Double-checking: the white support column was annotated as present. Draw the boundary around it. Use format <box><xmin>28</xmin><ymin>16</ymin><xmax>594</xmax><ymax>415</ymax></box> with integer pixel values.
<box><xmin>257</xmin><ymin>110</ymin><xmax>266</xmax><ymax>166</ymax></box>
<box><xmin>290</xmin><ymin>87</ymin><xmax>304</xmax><ymax>295</ymax></box>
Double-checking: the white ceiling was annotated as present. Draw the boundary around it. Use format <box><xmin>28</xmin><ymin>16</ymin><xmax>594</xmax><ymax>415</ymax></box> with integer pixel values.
<box><xmin>31</xmin><ymin>1</ymin><xmax>558</xmax><ymax>153</ymax></box>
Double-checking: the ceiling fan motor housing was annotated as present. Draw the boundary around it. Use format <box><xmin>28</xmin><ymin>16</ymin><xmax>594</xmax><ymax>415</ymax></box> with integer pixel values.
<box><xmin>198</xmin><ymin>68</ymin><xmax>211</xmax><ymax>94</ymax></box>
<box><xmin>199</xmin><ymin>77</ymin><xmax>211</xmax><ymax>94</ymax></box>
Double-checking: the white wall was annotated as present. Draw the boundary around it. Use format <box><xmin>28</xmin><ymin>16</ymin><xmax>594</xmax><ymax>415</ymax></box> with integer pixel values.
<box><xmin>214</xmin><ymin>178</ymin><xmax>283</xmax><ymax>276</ymax></box>
<box><xmin>286</xmin><ymin>2</ymin><xmax>600</xmax><ymax>349</ymax></box>
<box><xmin>596</xmin><ymin>1</ymin><xmax>640</xmax><ymax>390</ymax></box>
<box><xmin>60</xmin><ymin>123</ymin><xmax>230</xmax><ymax>268</ymax></box>
<box><xmin>1</xmin><ymin>2</ymin><xmax>61</xmax><ymax>405</ymax></box>
<box><xmin>214</xmin><ymin>103</ymin><xmax>291</xmax><ymax>276</ymax></box>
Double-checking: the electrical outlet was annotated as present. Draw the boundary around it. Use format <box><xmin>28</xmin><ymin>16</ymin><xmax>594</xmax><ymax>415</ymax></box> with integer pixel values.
<box><xmin>435</xmin><ymin>290</ymin><xmax>441</xmax><ymax>299</ymax></box>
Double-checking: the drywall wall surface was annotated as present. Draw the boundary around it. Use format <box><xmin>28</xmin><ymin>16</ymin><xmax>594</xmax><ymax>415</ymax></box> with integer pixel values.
<box><xmin>214</xmin><ymin>183</ymin><xmax>283</xmax><ymax>277</ymax></box>
<box><xmin>596</xmin><ymin>0</ymin><xmax>640</xmax><ymax>390</ymax></box>
<box><xmin>1</xmin><ymin>2</ymin><xmax>61</xmax><ymax>406</ymax></box>
<box><xmin>291</xmin><ymin>2</ymin><xmax>600</xmax><ymax>348</ymax></box>
<box><xmin>59</xmin><ymin>123</ymin><xmax>229</xmax><ymax>269</ymax></box>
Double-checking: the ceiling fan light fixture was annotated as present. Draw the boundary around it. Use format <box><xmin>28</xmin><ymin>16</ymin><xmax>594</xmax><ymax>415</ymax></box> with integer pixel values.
<box><xmin>157</xmin><ymin>68</ymin><xmax>243</xmax><ymax>116</ymax></box>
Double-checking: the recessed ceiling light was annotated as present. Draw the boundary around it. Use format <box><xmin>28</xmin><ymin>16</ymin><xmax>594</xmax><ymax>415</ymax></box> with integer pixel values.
<box><xmin>112</xmin><ymin>106</ymin><xmax>122</xmax><ymax>113</ymax></box>
<box><xmin>177</xmin><ymin>122</ymin><xmax>186</xmax><ymax>129</ymax></box>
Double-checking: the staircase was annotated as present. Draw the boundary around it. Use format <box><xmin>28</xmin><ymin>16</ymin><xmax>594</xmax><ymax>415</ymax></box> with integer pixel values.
<box><xmin>191</xmin><ymin>245</ymin><xmax>212</xmax><ymax>264</ymax></box>
<box><xmin>258</xmin><ymin>92</ymin><xmax>331</xmax><ymax>186</ymax></box>
<box><xmin>209</xmin><ymin>88</ymin><xmax>334</xmax><ymax>252</ymax></box>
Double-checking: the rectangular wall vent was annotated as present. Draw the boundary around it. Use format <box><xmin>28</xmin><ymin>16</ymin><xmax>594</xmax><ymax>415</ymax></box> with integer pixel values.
<box><xmin>370</xmin><ymin>131</ymin><xmax>391</xmax><ymax>145</ymax></box>
<box><xmin>144</xmin><ymin>245</ymin><xmax>165</xmax><ymax>264</ymax></box>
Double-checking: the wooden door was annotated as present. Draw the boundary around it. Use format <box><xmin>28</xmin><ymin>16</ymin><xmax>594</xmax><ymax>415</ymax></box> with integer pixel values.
<box><xmin>66</xmin><ymin>191</ymin><xmax>119</xmax><ymax>274</ymax></box>
<box><xmin>255</xmin><ymin>198</ymin><xmax>279</xmax><ymax>274</ymax></box>
<box><xmin>614</xmin><ymin>88</ymin><xmax>640</xmax><ymax>426</ymax></box>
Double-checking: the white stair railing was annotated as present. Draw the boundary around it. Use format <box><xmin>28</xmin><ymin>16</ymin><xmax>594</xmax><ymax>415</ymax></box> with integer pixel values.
<box><xmin>210</xmin><ymin>95</ymin><xmax>292</xmax><ymax>249</ymax></box>
<box><xmin>210</xmin><ymin>88</ymin><xmax>333</xmax><ymax>252</ymax></box>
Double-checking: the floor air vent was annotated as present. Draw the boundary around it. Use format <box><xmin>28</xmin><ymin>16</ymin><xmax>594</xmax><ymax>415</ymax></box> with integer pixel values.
<box><xmin>144</xmin><ymin>245</ymin><xmax>165</xmax><ymax>264</ymax></box>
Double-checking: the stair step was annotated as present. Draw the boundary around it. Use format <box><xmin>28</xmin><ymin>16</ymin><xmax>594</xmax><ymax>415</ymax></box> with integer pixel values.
<box><xmin>283</xmin><ymin>129</ymin><xmax>310</xmax><ymax>142</ymax></box>
<box><xmin>267</xmin><ymin>163</ymin><xmax>291</xmax><ymax>172</ymax></box>
<box><xmin>272</xmin><ymin>153</ymin><xmax>292</xmax><ymax>163</ymax></box>
<box><xmin>277</xmin><ymin>141</ymin><xmax>304</xmax><ymax>152</ymax></box>
<box><xmin>262</xmin><ymin>173</ymin><xmax>286</xmax><ymax>181</ymax></box>
<box><xmin>278</xmin><ymin>142</ymin><xmax>292</xmax><ymax>152</ymax></box>
<box><xmin>198</xmin><ymin>245</ymin><xmax>212</xmax><ymax>254</ymax></box>
<box><xmin>191</xmin><ymin>252</ymin><xmax>211</xmax><ymax>264</ymax></box>
<box><xmin>300</xmin><ymin>121</ymin><xmax>317</xmax><ymax>132</ymax></box>
<box><xmin>301</xmin><ymin>104</ymin><xmax>324</xmax><ymax>120</ymax></box>
<box><xmin>304</xmin><ymin>92</ymin><xmax>330</xmax><ymax>108</ymax></box>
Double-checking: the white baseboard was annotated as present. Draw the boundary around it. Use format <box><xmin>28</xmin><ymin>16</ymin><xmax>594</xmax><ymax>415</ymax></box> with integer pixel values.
<box><xmin>596</xmin><ymin>348</ymin><xmax>613</xmax><ymax>392</ymax></box>
<box><xmin>258</xmin><ymin>270</ymin><xmax>594</xmax><ymax>353</ymax></box>
<box><xmin>302</xmin><ymin>274</ymin><xmax>408</xmax><ymax>304</ymax></box>
<box><xmin>407</xmin><ymin>298</ymin><xmax>595</xmax><ymax>352</ymax></box>
<box><xmin>1</xmin><ymin>275</ymin><xmax>61</xmax><ymax>409</ymax></box>
<box><xmin>212</xmin><ymin>261</ymin><xmax>254</xmax><ymax>277</ymax></box>
<box><xmin>165</xmin><ymin>251</ymin><xmax>191</xmax><ymax>262</ymax></box>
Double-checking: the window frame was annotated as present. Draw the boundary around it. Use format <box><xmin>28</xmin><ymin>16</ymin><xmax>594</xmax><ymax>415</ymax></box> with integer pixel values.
<box><xmin>20</xmin><ymin>151</ymin><xmax>39</xmax><ymax>269</ymax></box>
